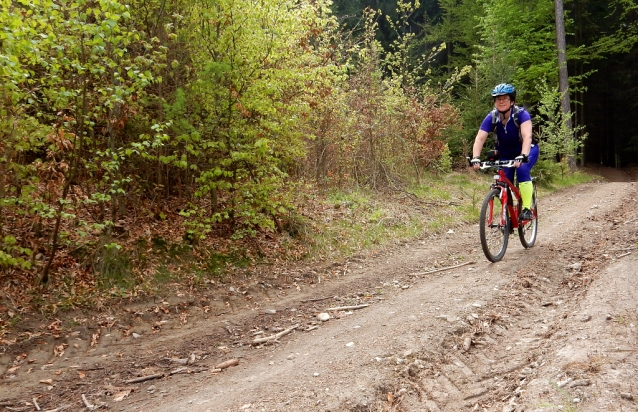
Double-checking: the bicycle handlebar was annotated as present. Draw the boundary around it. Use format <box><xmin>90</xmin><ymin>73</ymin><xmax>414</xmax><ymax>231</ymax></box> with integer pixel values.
<box><xmin>466</xmin><ymin>157</ymin><xmax>517</xmax><ymax>170</ymax></box>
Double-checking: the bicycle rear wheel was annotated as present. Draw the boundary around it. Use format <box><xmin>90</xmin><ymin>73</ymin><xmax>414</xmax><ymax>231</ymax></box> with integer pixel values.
<box><xmin>479</xmin><ymin>188</ymin><xmax>509</xmax><ymax>262</ymax></box>
<box><xmin>518</xmin><ymin>186</ymin><xmax>538</xmax><ymax>248</ymax></box>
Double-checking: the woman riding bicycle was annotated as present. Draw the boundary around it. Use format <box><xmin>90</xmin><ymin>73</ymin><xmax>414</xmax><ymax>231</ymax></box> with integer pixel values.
<box><xmin>471</xmin><ymin>83</ymin><xmax>539</xmax><ymax>222</ymax></box>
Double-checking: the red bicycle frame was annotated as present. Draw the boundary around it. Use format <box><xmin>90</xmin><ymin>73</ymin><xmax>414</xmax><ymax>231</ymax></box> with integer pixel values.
<box><xmin>489</xmin><ymin>166</ymin><xmax>522</xmax><ymax>230</ymax></box>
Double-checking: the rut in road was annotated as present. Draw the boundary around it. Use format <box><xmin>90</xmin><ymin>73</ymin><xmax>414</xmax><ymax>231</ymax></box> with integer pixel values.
<box><xmin>1</xmin><ymin>180</ymin><xmax>635</xmax><ymax>412</ymax></box>
<box><xmin>358</xmin><ymin>181</ymin><xmax>638</xmax><ymax>412</ymax></box>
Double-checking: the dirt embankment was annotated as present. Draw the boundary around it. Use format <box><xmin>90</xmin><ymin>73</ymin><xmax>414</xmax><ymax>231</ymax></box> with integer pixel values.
<box><xmin>1</xmin><ymin>167</ymin><xmax>637</xmax><ymax>412</ymax></box>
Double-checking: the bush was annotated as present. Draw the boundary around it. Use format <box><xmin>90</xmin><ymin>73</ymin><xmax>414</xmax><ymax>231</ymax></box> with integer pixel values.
<box><xmin>533</xmin><ymin>159</ymin><xmax>568</xmax><ymax>187</ymax></box>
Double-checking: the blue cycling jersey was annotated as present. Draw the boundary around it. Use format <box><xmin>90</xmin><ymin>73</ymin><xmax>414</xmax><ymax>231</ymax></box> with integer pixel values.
<box><xmin>479</xmin><ymin>108</ymin><xmax>532</xmax><ymax>159</ymax></box>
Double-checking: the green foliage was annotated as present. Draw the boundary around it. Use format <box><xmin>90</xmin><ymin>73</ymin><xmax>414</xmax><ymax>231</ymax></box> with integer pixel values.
<box><xmin>433</xmin><ymin>143</ymin><xmax>453</xmax><ymax>173</ymax></box>
<box><xmin>534</xmin><ymin>81</ymin><xmax>587</xmax><ymax>163</ymax></box>
<box><xmin>164</xmin><ymin>0</ymin><xmax>345</xmax><ymax>237</ymax></box>
<box><xmin>0</xmin><ymin>236</ymin><xmax>33</xmax><ymax>269</ymax></box>
<box><xmin>430</xmin><ymin>0</ymin><xmax>484</xmax><ymax>71</ymax></box>
<box><xmin>476</xmin><ymin>0</ymin><xmax>558</xmax><ymax>103</ymax></box>
<box><xmin>303</xmin><ymin>3</ymin><xmax>463</xmax><ymax>189</ymax></box>
<box><xmin>532</xmin><ymin>160</ymin><xmax>566</xmax><ymax>187</ymax></box>
<box><xmin>0</xmin><ymin>0</ymin><xmax>166</xmax><ymax>283</ymax></box>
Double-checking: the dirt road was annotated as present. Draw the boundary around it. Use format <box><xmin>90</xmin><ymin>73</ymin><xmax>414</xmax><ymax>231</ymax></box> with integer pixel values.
<box><xmin>1</xmin><ymin>169</ymin><xmax>637</xmax><ymax>412</ymax></box>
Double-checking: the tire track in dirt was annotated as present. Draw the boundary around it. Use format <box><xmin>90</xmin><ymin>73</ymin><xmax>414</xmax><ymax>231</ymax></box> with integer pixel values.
<box><xmin>367</xmin><ymin>181</ymin><xmax>638</xmax><ymax>412</ymax></box>
<box><xmin>1</xmin><ymin>180</ymin><xmax>635</xmax><ymax>412</ymax></box>
<box><xmin>123</xmin><ymin>181</ymin><xmax>636</xmax><ymax>412</ymax></box>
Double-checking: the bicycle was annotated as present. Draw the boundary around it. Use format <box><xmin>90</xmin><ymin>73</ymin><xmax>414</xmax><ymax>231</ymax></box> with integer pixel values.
<box><xmin>468</xmin><ymin>156</ymin><xmax>538</xmax><ymax>262</ymax></box>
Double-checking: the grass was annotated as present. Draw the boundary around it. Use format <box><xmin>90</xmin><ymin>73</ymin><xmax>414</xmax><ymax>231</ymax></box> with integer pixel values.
<box><xmin>94</xmin><ymin>242</ymin><xmax>134</xmax><ymax>291</ymax></box>
<box><xmin>309</xmin><ymin>189</ymin><xmax>427</xmax><ymax>259</ymax></box>
<box><xmin>300</xmin><ymin>166</ymin><xmax>598</xmax><ymax>263</ymax></box>
<box><xmin>306</xmin><ymin>172</ymin><xmax>480</xmax><ymax>260</ymax></box>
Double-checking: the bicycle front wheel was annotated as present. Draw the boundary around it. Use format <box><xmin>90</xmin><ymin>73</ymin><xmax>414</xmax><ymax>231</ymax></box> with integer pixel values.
<box><xmin>518</xmin><ymin>188</ymin><xmax>538</xmax><ymax>248</ymax></box>
<box><xmin>479</xmin><ymin>188</ymin><xmax>509</xmax><ymax>262</ymax></box>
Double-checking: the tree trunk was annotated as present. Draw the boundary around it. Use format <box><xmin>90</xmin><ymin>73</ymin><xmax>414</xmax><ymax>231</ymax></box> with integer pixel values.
<box><xmin>554</xmin><ymin>0</ymin><xmax>575</xmax><ymax>169</ymax></box>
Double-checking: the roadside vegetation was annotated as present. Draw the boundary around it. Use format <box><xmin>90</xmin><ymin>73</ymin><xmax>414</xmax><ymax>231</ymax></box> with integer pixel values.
<box><xmin>0</xmin><ymin>164</ymin><xmax>594</xmax><ymax>339</ymax></box>
<box><xmin>0</xmin><ymin>0</ymin><xmax>630</xmax><ymax>337</ymax></box>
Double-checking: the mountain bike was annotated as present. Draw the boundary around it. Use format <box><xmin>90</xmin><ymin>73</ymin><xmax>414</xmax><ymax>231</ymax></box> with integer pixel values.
<box><xmin>468</xmin><ymin>157</ymin><xmax>538</xmax><ymax>262</ymax></box>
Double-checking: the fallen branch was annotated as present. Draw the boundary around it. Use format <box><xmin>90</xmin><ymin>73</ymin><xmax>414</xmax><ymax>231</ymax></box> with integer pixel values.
<box><xmin>124</xmin><ymin>373</ymin><xmax>164</xmax><ymax>384</ymax></box>
<box><xmin>326</xmin><ymin>304</ymin><xmax>368</xmax><ymax>311</ymax></box>
<box><xmin>214</xmin><ymin>358</ymin><xmax>239</xmax><ymax>370</ymax></box>
<box><xmin>33</xmin><ymin>398</ymin><xmax>41</xmax><ymax>411</ymax></box>
<box><xmin>617</xmin><ymin>252</ymin><xmax>632</xmax><ymax>258</ymax></box>
<box><xmin>412</xmin><ymin>261</ymin><xmax>475</xmax><ymax>276</ymax></box>
<box><xmin>608</xmin><ymin>246</ymin><xmax>636</xmax><ymax>251</ymax></box>
<box><xmin>252</xmin><ymin>324</ymin><xmax>300</xmax><ymax>345</ymax></box>
<box><xmin>169</xmin><ymin>367</ymin><xmax>209</xmax><ymax>375</ymax></box>
<box><xmin>300</xmin><ymin>296</ymin><xmax>332</xmax><ymax>303</ymax></box>
<box><xmin>81</xmin><ymin>394</ymin><xmax>94</xmax><ymax>410</ymax></box>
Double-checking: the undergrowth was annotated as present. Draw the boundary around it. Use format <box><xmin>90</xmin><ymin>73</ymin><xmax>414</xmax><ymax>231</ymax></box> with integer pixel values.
<box><xmin>0</xmin><ymin>167</ymin><xmax>596</xmax><ymax>324</ymax></box>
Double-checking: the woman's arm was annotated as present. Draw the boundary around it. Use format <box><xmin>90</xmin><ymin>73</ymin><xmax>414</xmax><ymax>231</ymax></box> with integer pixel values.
<box><xmin>520</xmin><ymin>119</ymin><xmax>532</xmax><ymax>155</ymax></box>
<box><xmin>472</xmin><ymin>129</ymin><xmax>489</xmax><ymax>158</ymax></box>
<box><xmin>472</xmin><ymin>129</ymin><xmax>489</xmax><ymax>170</ymax></box>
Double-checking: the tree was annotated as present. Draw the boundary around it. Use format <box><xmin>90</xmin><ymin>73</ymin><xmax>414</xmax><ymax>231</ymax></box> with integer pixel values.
<box><xmin>0</xmin><ymin>0</ymin><xmax>165</xmax><ymax>282</ymax></box>
<box><xmin>554</xmin><ymin>0</ymin><xmax>574</xmax><ymax>169</ymax></box>
<box><xmin>168</xmin><ymin>0</ymin><xmax>345</xmax><ymax>238</ymax></box>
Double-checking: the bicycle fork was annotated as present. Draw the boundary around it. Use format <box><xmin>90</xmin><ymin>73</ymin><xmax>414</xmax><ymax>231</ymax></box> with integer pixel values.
<box><xmin>492</xmin><ymin>184</ymin><xmax>519</xmax><ymax>232</ymax></box>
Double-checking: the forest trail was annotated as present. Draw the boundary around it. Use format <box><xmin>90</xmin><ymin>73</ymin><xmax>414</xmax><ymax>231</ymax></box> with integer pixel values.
<box><xmin>1</xmin><ymin>168</ymin><xmax>637</xmax><ymax>412</ymax></box>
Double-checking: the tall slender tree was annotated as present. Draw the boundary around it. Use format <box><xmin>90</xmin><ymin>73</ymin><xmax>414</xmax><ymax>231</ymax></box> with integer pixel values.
<box><xmin>554</xmin><ymin>0</ymin><xmax>574</xmax><ymax>168</ymax></box>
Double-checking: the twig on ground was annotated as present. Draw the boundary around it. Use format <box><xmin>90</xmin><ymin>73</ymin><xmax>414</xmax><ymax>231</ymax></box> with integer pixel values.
<box><xmin>608</xmin><ymin>246</ymin><xmax>636</xmax><ymax>251</ymax></box>
<box><xmin>81</xmin><ymin>394</ymin><xmax>95</xmax><ymax>410</ymax></box>
<box><xmin>326</xmin><ymin>304</ymin><xmax>368</xmax><ymax>311</ymax></box>
<box><xmin>214</xmin><ymin>358</ymin><xmax>239</xmax><ymax>369</ymax></box>
<box><xmin>124</xmin><ymin>373</ymin><xmax>164</xmax><ymax>384</ymax></box>
<box><xmin>412</xmin><ymin>261</ymin><xmax>475</xmax><ymax>276</ymax></box>
<box><xmin>300</xmin><ymin>296</ymin><xmax>332</xmax><ymax>303</ymax></box>
<box><xmin>32</xmin><ymin>398</ymin><xmax>41</xmax><ymax>411</ymax></box>
<box><xmin>252</xmin><ymin>324</ymin><xmax>300</xmax><ymax>345</ymax></box>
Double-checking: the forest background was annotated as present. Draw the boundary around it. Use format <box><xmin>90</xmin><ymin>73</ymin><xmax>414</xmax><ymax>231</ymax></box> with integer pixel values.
<box><xmin>1</xmin><ymin>0</ymin><xmax>637</xmax><ymax>317</ymax></box>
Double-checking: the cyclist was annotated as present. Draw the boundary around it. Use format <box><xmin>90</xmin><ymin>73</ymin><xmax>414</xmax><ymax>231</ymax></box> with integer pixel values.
<box><xmin>471</xmin><ymin>83</ymin><xmax>539</xmax><ymax>221</ymax></box>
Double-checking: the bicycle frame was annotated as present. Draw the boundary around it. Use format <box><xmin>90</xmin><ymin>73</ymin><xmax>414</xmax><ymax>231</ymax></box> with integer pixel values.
<box><xmin>481</xmin><ymin>160</ymin><xmax>523</xmax><ymax>230</ymax></box>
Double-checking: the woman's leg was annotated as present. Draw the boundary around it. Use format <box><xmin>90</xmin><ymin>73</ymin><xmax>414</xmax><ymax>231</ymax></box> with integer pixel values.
<box><xmin>516</xmin><ymin>145</ymin><xmax>540</xmax><ymax>209</ymax></box>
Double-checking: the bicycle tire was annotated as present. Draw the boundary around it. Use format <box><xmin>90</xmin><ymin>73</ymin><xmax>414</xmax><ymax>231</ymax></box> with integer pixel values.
<box><xmin>479</xmin><ymin>188</ymin><xmax>509</xmax><ymax>262</ymax></box>
<box><xmin>518</xmin><ymin>187</ymin><xmax>538</xmax><ymax>248</ymax></box>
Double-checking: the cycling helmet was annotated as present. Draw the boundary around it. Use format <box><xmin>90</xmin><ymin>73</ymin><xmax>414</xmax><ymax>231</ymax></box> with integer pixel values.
<box><xmin>491</xmin><ymin>83</ymin><xmax>516</xmax><ymax>101</ymax></box>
